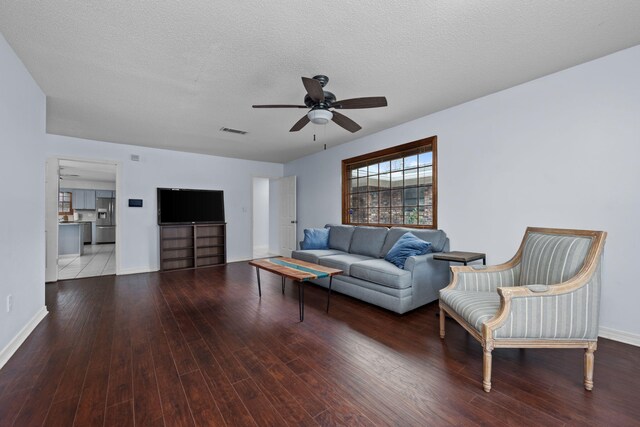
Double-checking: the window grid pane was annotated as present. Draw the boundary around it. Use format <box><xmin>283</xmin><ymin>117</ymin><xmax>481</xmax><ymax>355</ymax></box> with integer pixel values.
<box><xmin>379</xmin><ymin>173</ymin><xmax>390</xmax><ymax>189</ymax></box>
<box><xmin>368</xmin><ymin>175</ymin><xmax>379</xmax><ymax>191</ymax></box>
<box><xmin>343</xmin><ymin>138</ymin><xmax>436</xmax><ymax>228</ymax></box>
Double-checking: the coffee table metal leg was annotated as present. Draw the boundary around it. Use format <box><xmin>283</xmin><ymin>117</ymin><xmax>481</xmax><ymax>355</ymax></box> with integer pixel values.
<box><xmin>298</xmin><ymin>281</ymin><xmax>305</xmax><ymax>322</ymax></box>
<box><xmin>326</xmin><ymin>276</ymin><xmax>333</xmax><ymax>313</ymax></box>
<box><xmin>255</xmin><ymin>267</ymin><xmax>261</xmax><ymax>297</ymax></box>
<box><xmin>282</xmin><ymin>276</ymin><xmax>285</xmax><ymax>294</ymax></box>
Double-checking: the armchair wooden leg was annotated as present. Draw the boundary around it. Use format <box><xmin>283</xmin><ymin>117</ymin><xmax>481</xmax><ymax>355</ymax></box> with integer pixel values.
<box><xmin>482</xmin><ymin>341</ymin><xmax>494</xmax><ymax>392</ymax></box>
<box><xmin>439</xmin><ymin>307</ymin><xmax>445</xmax><ymax>339</ymax></box>
<box><xmin>584</xmin><ymin>342</ymin><xmax>597</xmax><ymax>391</ymax></box>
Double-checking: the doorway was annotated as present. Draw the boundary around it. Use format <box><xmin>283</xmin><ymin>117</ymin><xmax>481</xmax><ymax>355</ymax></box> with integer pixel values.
<box><xmin>252</xmin><ymin>177</ymin><xmax>274</xmax><ymax>259</ymax></box>
<box><xmin>251</xmin><ymin>176</ymin><xmax>297</xmax><ymax>260</ymax></box>
<box><xmin>45</xmin><ymin>158</ymin><xmax>118</xmax><ymax>282</ymax></box>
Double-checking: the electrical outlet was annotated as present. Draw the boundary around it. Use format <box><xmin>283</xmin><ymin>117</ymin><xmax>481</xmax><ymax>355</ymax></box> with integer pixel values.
<box><xmin>6</xmin><ymin>295</ymin><xmax>13</xmax><ymax>312</ymax></box>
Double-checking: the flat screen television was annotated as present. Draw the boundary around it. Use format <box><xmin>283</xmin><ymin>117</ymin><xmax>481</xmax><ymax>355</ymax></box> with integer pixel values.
<box><xmin>157</xmin><ymin>188</ymin><xmax>225</xmax><ymax>224</ymax></box>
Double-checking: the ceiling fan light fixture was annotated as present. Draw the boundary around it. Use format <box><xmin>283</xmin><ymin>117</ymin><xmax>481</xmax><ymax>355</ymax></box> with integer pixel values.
<box><xmin>307</xmin><ymin>109</ymin><xmax>333</xmax><ymax>125</ymax></box>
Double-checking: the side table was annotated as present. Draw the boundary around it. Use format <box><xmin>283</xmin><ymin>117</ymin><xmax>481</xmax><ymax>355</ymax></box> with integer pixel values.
<box><xmin>433</xmin><ymin>251</ymin><xmax>486</xmax><ymax>266</ymax></box>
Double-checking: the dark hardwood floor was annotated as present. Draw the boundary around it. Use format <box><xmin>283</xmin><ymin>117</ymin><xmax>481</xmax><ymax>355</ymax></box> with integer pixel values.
<box><xmin>1</xmin><ymin>262</ymin><xmax>639</xmax><ymax>426</ymax></box>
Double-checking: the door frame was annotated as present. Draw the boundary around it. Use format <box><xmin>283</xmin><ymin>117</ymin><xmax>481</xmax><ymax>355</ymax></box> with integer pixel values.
<box><xmin>278</xmin><ymin>175</ymin><xmax>297</xmax><ymax>257</ymax></box>
<box><xmin>45</xmin><ymin>156</ymin><xmax>121</xmax><ymax>280</ymax></box>
<box><xmin>45</xmin><ymin>159</ymin><xmax>59</xmax><ymax>282</ymax></box>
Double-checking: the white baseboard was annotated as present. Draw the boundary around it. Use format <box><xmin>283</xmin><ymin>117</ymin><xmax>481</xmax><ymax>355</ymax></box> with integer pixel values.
<box><xmin>0</xmin><ymin>306</ymin><xmax>48</xmax><ymax>369</ymax></box>
<box><xmin>117</xmin><ymin>266</ymin><xmax>158</xmax><ymax>276</ymax></box>
<box><xmin>599</xmin><ymin>327</ymin><xmax>640</xmax><ymax>347</ymax></box>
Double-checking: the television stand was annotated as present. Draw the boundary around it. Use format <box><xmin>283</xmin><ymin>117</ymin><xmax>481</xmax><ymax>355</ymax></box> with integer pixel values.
<box><xmin>159</xmin><ymin>223</ymin><xmax>226</xmax><ymax>271</ymax></box>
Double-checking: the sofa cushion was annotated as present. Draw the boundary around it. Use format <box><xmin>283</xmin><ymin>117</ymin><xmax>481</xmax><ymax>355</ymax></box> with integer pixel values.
<box><xmin>382</xmin><ymin>227</ymin><xmax>447</xmax><ymax>254</ymax></box>
<box><xmin>350</xmin><ymin>259</ymin><xmax>412</xmax><ymax>289</ymax></box>
<box><xmin>318</xmin><ymin>253</ymin><xmax>373</xmax><ymax>276</ymax></box>
<box><xmin>291</xmin><ymin>249</ymin><xmax>345</xmax><ymax>264</ymax></box>
<box><xmin>384</xmin><ymin>232</ymin><xmax>432</xmax><ymax>268</ymax></box>
<box><xmin>301</xmin><ymin>228</ymin><xmax>329</xmax><ymax>250</ymax></box>
<box><xmin>326</xmin><ymin>225</ymin><xmax>356</xmax><ymax>252</ymax></box>
<box><xmin>334</xmin><ymin>274</ymin><xmax>413</xmax><ymax>298</ymax></box>
<box><xmin>349</xmin><ymin>226</ymin><xmax>389</xmax><ymax>257</ymax></box>
<box><xmin>439</xmin><ymin>289</ymin><xmax>500</xmax><ymax>331</ymax></box>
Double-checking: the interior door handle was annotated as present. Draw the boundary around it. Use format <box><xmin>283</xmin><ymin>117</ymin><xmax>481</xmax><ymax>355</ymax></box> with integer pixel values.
<box><xmin>291</xmin><ymin>220</ymin><xmax>297</xmax><ymax>224</ymax></box>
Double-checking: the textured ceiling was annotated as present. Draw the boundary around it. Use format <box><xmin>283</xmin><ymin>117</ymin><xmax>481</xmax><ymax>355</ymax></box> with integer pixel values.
<box><xmin>2</xmin><ymin>1</ymin><xmax>640</xmax><ymax>163</ymax></box>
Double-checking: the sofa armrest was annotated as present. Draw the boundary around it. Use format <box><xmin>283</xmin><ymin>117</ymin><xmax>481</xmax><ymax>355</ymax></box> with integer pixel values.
<box><xmin>404</xmin><ymin>253</ymin><xmax>451</xmax><ymax>302</ymax></box>
<box><xmin>383</xmin><ymin>236</ymin><xmax>448</xmax><ymax>273</ymax></box>
<box><xmin>404</xmin><ymin>253</ymin><xmax>436</xmax><ymax>271</ymax></box>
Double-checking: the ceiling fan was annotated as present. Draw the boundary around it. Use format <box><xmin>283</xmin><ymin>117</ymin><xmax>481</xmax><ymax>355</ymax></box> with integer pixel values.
<box><xmin>252</xmin><ymin>75</ymin><xmax>388</xmax><ymax>133</ymax></box>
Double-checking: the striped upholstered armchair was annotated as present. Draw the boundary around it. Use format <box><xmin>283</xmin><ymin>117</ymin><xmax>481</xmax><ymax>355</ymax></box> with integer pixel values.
<box><xmin>439</xmin><ymin>227</ymin><xmax>606</xmax><ymax>392</ymax></box>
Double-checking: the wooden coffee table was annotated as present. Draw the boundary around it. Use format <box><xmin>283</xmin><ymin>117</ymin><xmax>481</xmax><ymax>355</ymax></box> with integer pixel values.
<box><xmin>248</xmin><ymin>257</ymin><xmax>343</xmax><ymax>321</ymax></box>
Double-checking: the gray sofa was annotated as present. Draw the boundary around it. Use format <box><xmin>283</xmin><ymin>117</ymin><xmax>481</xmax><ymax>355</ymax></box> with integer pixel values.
<box><xmin>291</xmin><ymin>225</ymin><xmax>450</xmax><ymax>314</ymax></box>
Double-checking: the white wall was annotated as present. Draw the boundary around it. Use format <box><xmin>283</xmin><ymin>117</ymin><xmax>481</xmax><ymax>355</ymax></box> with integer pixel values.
<box><xmin>45</xmin><ymin>135</ymin><xmax>283</xmax><ymax>273</ymax></box>
<box><xmin>252</xmin><ymin>177</ymin><xmax>270</xmax><ymax>251</ymax></box>
<box><xmin>0</xmin><ymin>35</ymin><xmax>47</xmax><ymax>358</ymax></box>
<box><xmin>0</xmin><ymin>31</ymin><xmax>284</xmax><ymax>361</ymax></box>
<box><xmin>285</xmin><ymin>45</ymin><xmax>640</xmax><ymax>340</ymax></box>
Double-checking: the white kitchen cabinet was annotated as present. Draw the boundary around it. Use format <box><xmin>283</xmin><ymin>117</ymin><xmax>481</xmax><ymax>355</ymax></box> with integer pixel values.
<box><xmin>71</xmin><ymin>190</ymin><xmax>83</xmax><ymax>209</ymax></box>
<box><xmin>68</xmin><ymin>189</ymin><xmax>96</xmax><ymax>210</ymax></box>
<box><xmin>96</xmin><ymin>190</ymin><xmax>113</xmax><ymax>198</ymax></box>
<box><xmin>84</xmin><ymin>190</ymin><xmax>96</xmax><ymax>210</ymax></box>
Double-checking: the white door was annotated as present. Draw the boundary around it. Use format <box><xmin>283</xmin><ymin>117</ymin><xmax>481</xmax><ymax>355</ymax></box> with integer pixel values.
<box><xmin>45</xmin><ymin>158</ymin><xmax>59</xmax><ymax>282</ymax></box>
<box><xmin>279</xmin><ymin>176</ymin><xmax>297</xmax><ymax>256</ymax></box>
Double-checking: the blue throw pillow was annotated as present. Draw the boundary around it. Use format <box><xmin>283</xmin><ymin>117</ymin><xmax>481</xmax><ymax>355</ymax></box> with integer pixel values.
<box><xmin>384</xmin><ymin>232</ymin><xmax>432</xmax><ymax>269</ymax></box>
<box><xmin>301</xmin><ymin>228</ymin><xmax>330</xmax><ymax>250</ymax></box>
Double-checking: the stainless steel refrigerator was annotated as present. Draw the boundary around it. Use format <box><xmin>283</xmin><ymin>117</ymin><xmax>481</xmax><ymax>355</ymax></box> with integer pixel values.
<box><xmin>96</xmin><ymin>197</ymin><xmax>116</xmax><ymax>243</ymax></box>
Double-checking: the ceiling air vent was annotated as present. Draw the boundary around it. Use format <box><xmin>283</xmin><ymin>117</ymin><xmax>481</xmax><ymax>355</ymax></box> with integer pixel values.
<box><xmin>219</xmin><ymin>127</ymin><xmax>248</xmax><ymax>135</ymax></box>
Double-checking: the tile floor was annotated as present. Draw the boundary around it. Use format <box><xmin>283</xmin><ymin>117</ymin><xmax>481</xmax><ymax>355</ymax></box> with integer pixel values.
<box><xmin>58</xmin><ymin>243</ymin><xmax>115</xmax><ymax>280</ymax></box>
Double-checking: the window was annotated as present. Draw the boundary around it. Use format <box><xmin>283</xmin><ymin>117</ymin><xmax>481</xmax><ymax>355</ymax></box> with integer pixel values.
<box><xmin>342</xmin><ymin>136</ymin><xmax>437</xmax><ymax>228</ymax></box>
<box><xmin>58</xmin><ymin>191</ymin><xmax>73</xmax><ymax>215</ymax></box>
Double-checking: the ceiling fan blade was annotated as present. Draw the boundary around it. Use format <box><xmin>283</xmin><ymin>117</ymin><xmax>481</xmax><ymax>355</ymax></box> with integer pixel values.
<box><xmin>302</xmin><ymin>77</ymin><xmax>325</xmax><ymax>102</ymax></box>
<box><xmin>252</xmin><ymin>104</ymin><xmax>307</xmax><ymax>108</ymax></box>
<box><xmin>289</xmin><ymin>115</ymin><xmax>310</xmax><ymax>132</ymax></box>
<box><xmin>332</xmin><ymin>96</ymin><xmax>388</xmax><ymax>109</ymax></box>
<box><xmin>331</xmin><ymin>111</ymin><xmax>362</xmax><ymax>133</ymax></box>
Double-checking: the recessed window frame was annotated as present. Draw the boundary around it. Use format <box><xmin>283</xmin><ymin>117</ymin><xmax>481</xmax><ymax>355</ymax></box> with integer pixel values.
<box><xmin>341</xmin><ymin>136</ymin><xmax>437</xmax><ymax>229</ymax></box>
<box><xmin>58</xmin><ymin>191</ymin><xmax>73</xmax><ymax>215</ymax></box>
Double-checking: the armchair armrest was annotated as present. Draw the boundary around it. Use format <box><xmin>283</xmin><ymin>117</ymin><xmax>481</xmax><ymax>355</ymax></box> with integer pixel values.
<box><xmin>484</xmin><ymin>261</ymin><xmax>603</xmax><ymax>340</ymax></box>
<box><xmin>443</xmin><ymin>262</ymin><xmax>521</xmax><ymax>293</ymax></box>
